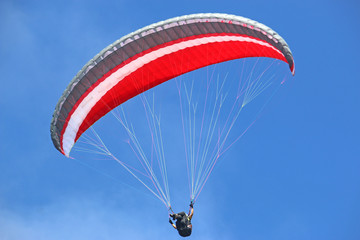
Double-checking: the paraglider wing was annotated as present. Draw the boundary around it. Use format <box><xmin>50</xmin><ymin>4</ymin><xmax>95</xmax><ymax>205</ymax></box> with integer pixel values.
<box><xmin>50</xmin><ymin>13</ymin><xmax>295</xmax><ymax>157</ymax></box>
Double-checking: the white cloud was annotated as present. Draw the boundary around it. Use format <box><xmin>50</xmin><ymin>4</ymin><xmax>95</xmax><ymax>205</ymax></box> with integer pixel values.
<box><xmin>0</xmin><ymin>196</ymin><xmax>170</xmax><ymax>240</ymax></box>
<box><xmin>0</xmin><ymin>191</ymin><xmax>233</xmax><ymax>240</ymax></box>
<box><xmin>0</xmin><ymin>1</ymin><xmax>35</xmax><ymax>55</ymax></box>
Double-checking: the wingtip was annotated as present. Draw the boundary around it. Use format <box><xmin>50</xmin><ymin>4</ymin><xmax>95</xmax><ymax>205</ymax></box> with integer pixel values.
<box><xmin>290</xmin><ymin>64</ymin><xmax>295</xmax><ymax>76</ymax></box>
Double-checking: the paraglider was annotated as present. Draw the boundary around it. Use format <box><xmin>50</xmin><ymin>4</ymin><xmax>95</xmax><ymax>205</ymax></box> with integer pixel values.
<box><xmin>50</xmin><ymin>13</ymin><xmax>294</xmax><ymax>157</ymax></box>
<box><xmin>50</xmin><ymin>13</ymin><xmax>295</xmax><ymax>235</ymax></box>
<box><xmin>169</xmin><ymin>201</ymin><xmax>195</xmax><ymax>237</ymax></box>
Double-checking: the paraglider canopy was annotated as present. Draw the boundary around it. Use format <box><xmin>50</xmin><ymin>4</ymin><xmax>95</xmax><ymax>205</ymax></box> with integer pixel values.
<box><xmin>50</xmin><ymin>13</ymin><xmax>295</xmax><ymax>157</ymax></box>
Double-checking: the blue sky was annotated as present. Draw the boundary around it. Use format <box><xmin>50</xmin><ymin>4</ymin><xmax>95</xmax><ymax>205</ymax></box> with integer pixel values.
<box><xmin>1</xmin><ymin>0</ymin><xmax>360</xmax><ymax>239</ymax></box>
